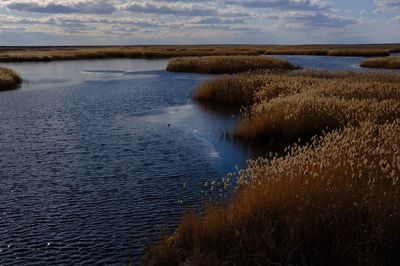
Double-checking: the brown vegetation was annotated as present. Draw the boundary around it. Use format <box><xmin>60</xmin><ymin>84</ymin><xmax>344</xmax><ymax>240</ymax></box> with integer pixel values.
<box><xmin>0</xmin><ymin>44</ymin><xmax>399</xmax><ymax>62</ymax></box>
<box><xmin>0</xmin><ymin>67</ymin><xmax>22</xmax><ymax>91</ymax></box>
<box><xmin>361</xmin><ymin>56</ymin><xmax>400</xmax><ymax>69</ymax></box>
<box><xmin>143</xmin><ymin>120</ymin><xmax>400</xmax><ymax>266</ymax></box>
<box><xmin>326</xmin><ymin>49</ymin><xmax>390</xmax><ymax>57</ymax></box>
<box><xmin>166</xmin><ymin>56</ymin><xmax>297</xmax><ymax>74</ymax></box>
<box><xmin>195</xmin><ymin>70</ymin><xmax>400</xmax><ymax>142</ymax></box>
<box><xmin>143</xmin><ymin>51</ymin><xmax>400</xmax><ymax>265</ymax></box>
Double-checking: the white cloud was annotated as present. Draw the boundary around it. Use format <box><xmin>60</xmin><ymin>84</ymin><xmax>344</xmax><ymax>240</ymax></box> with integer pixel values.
<box><xmin>0</xmin><ymin>0</ymin><xmax>395</xmax><ymax>45</ymax></box>
<box><xmin>3</xmin><ymin>0</ymin><xmax>117</xmax><ymax>14</ymax></box>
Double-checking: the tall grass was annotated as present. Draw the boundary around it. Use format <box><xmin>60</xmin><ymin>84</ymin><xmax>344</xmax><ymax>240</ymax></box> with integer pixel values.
<box><xmin>0</xmin><ymin>67</ymin><xmax>22</xmax><ymax>91</ymax></box>
<box><xmin>167</xmin><ymin>56</ymin><xmax>297</xmax><ymax>74</ymax></box>
<box><xmin>361</xmin><ymin>56</ymin><xmax>400</xmax><ymax>69</ymax></box>
<box><xmin>143</xmin><ymin>55</ymin><xmax>400</xmax><ymax>265</ymax></box>
<box><xmin>194</xmin><ymin>71</ymin><xmax>278</xmax><ymax>106</ymax></box>
<box><xmin>195</xmin><ymin>70</ymin><xmax>400</xmax><ymax>142</ymax></box>
<box><xmin>143</xmin><ymin>120</ymin><xmax>400</xmax><ymax>265</ymax></box>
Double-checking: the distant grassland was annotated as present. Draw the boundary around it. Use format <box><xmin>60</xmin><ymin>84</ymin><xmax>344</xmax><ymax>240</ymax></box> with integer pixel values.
<box><xmin>167</xmin><ymin>56</ymin><xmax>297</xmax><ymax>74</ymax></box>
<box><xmin>144</xmin><ymin>69</ymin><xmax>400</xmax><ymax>265</ymax></box>
<box><xmin>0</xmin><ymin>67</ymin><xmax>22</xmax><ymax>91</ymax></box>
<box><xmin>0</xmin><ymin>44</ymin><xmax>399</xmax><ymax>62</ymax></box>
<box><xmin>361</xmin><ymin>56</ymin><xmax>400</xmax><ymax>69</ymax></box>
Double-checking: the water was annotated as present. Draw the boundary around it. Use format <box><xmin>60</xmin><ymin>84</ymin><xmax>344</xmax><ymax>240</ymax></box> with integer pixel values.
<box><xmin>0</xmin><ymin>56</ymin><xmax>398</xmax><ymax>265</ymax></box>
<box><xmin>278</xmin><ymin>55</ymin><xmax>365</xmax><ymax>70</ymax></box>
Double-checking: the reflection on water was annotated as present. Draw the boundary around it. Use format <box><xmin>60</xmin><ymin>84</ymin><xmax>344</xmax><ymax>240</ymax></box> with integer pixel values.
<box><xmin>0</xmin><ymin>56</ymin><xmax>398</xmax><ymax>265</ymax></box>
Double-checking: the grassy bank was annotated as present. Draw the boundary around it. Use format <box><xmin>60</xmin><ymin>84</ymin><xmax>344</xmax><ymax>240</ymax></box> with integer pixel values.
<box><xmin>195</xmin><ymin>70</ymin><xmax>400</xmax><ymax>142</ymax></box>
<box><xmin>0</xmin><ymin>44</ymin><xmax>398</xmax><ymax>62</ymax></box>
<box><xmin>361</xmin><ymin>56</ymin><xmax>400</xmax><ymax>69</ymax></box>
<box><xmin>0</xmin><ymin>67</ymin><xmax>22</xmax><ymax>91</ymax></box>
<box><xmin>144</xmin><ymin>120</ymin><xmax>400</xmax><ymax>266</ymax></box>
<box><xmin>167</xmin><ymin>56</ymin><xmax>297</xmax><ymax>74</ymax></box>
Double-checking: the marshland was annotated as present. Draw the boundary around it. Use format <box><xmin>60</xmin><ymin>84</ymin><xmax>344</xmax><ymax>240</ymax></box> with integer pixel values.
<box><xmin>143</xmin><ymin>59</ymin><xmax>400</xmax><ymax>265</ymax></box>
<box><xmin>0</xmin><ymin>44</ymin><xmax>399</xmax><ymax>62</ymax></box>
<box><xmin>1</xmin><ymin>47</ymin><xmax>400</xmax><ymax>266</ymax></box>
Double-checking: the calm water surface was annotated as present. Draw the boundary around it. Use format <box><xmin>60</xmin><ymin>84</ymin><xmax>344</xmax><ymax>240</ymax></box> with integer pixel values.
<box><xmin>0</xmin><ymin>56</ymin><xmax>396</xmax><ymax>265</ymax></box>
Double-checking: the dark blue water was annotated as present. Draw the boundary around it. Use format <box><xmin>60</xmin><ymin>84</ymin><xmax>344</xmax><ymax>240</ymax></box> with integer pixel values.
<box><xmin>279</xmin><ymin>55</ymin><xmax>364</xmax><ymax>70</ymax></box>
<box><xmin>0</xmin><ymin>59</ymin><xmax>255</xmax><ymax>265</ymax></box>
<box><xmin>279</xmin><ymin>54</ymin><xmax>400</xmax><ymax>72</ymax></box>
<box><xmin>0</xmin><ymin>56</ymin><xmax>397</xmax><ymax>265</ymax></box>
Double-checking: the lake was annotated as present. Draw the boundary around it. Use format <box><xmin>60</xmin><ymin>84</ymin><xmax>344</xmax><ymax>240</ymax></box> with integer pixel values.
<box><xmin>0</xmin><ymin>55</ymin><xmax>396</xmax><ymax>265</ymax></box>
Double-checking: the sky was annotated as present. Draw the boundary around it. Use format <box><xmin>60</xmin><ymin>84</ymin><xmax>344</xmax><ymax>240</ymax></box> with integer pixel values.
<box><xmin>0</xmin><ymin>0</ymin><xmax>399</xmax><ymax>45</ymax></box>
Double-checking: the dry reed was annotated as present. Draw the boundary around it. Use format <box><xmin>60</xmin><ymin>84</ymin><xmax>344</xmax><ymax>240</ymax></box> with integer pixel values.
<box><xmin>0</xmin><ymin>67</ymin><xmax>22</xmax><ymax>91</ymax></box>
<box><xmin>194</xmin><ymin>70</ymin><xmax>400</xmax><ymax>142</ymax></box>
<box><xmin>143</xmin><ymin>120</ymin><xmax>400</xmax><ymax>265</ymax></box>
<box><xmin>166</xmin><ymin>56</ymin><xmax>297</xmax><ymax>74</ymax></box>
<box><xmin>361</xmin><ymin>56</ymin><xmax>400</xmax><ymax>69</ymax></box>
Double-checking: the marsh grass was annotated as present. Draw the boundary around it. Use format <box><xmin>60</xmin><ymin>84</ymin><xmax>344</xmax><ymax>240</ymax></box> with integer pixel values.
<box><xmin>143</xmin><ymin>53</ymin><xmax>400</xmax><ymax>266</ymax></box>
<box><xmin>195</xmin><ymin>70</ymin><xmax>400</xmax><ymax>142</ymax></box>
<box><xmin>0</xmin><ymin>67</ymin><xmax>22</xmax><ymax>91</ymax></box>
<box><xmin>167</xmin><ymin>56</ymin><xmax>297</xmax><ymax>74</ymax></box>
<box><xmin>194</xmin><ymin>70</ymin><xmax>288</xmax><ymax>106</ymax></box>
<box><xmin>327</xmin><ymin>49</ymin><xmax>390</xmax><ymax>57</ymax></box>
<box><xmin>361</xmin><ymin>56</ymin><xmax>400</xmax><ymax>69</ymax></box>
<box><xmin>143</xmin><ymin>120</ymin><xmax>400</xmax><ymax>266</ymax></box>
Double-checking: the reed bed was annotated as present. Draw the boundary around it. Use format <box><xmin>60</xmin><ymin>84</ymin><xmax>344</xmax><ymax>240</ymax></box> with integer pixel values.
<box><xmin>361</xmin><ymin>56</ymin><xmax>400</xmax><ymax>69</ymax></box>
<box><xmin>167</xmin><ymin>56</ymin><xmax>297</xmax><ymax>74</ymax></box>
<box><xmin>0</xmin><ymin>67</ymin><xmax>22</xmax><ymax>91</ymax></box>
<box><xmin>144</xmin><ymin>56</ymin><xmax>400</xmax><ymax>266</ymax></box>
<box><xmin>195</xmin><ymin>70</ymin><xmax>400</xmax><ymax>142</ymax></box>
<box><xmin>327</xmin><ymin>49</ymin><xmax>390</xmax><ymax>57</ymax></box>
<box><xmin>144</xmin><ymin>120</ymin><xmax>400</xmax><ymax>265</ymax></box>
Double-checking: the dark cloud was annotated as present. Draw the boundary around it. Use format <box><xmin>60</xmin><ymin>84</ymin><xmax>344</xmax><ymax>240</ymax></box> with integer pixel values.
<box><xmin>374</xmin><ymin>0</ymin><xmax>400</xmax><ymax>11</ymax></box>
<box><xmin>122</xmin><ymin>1</ymin><xmax>250</xmax><ymax>17</ymax></box>
<box><xmin>266</xmin><ymin>11</ymin><xmax>357</xmax><ymax>28</ymax></box>
<box><xmin>226</xmin><ymin>0</ymin><xmax>329</xmax><ymax>10</ymax></box>
<box><xmin>6</xmin><ymin>1</ymin><xmax>116</xmax><ymax>14</ymax></box>
<box><xmin>123</xmin><ymin>2</ymin><xmax>217</xmax><ymax>16</ymax></box>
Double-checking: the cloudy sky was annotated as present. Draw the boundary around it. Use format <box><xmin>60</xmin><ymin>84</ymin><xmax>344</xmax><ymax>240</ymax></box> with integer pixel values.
<box><xmin>0</xmin><ymin>0</ymin><xmax>399</xmax><ymax>45</ymax></box>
